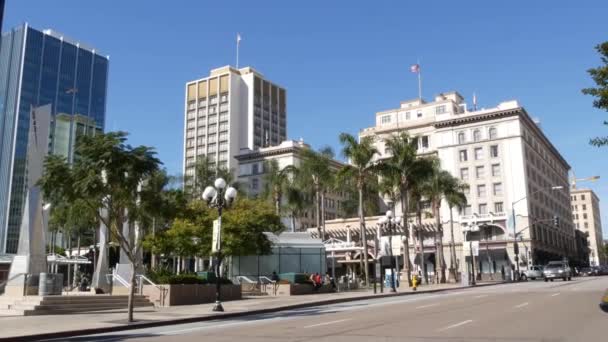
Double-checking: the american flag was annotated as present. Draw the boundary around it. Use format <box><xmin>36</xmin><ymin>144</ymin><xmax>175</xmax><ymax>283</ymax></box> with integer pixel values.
<box><xmin>410</xmin><ymin>64</ymin><xmax>420</xmax><ymax>73</ymax></box>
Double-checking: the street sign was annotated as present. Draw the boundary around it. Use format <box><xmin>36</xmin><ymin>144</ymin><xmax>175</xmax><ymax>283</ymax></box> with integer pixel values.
<box><xmin>375</xmin><ymin>263</ymin><xmax>382</xmax><ymax>279</ymax></box>
<box><xmin>471</xmin><ymin>241</ymin><xmax>479</xmax><ymax>256</ymax></box>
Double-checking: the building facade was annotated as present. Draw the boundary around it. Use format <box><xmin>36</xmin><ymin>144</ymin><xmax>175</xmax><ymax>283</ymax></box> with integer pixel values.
<box><xmin>354</xmin><ymin>91</ymin><xmax>574</xmax><ymax>278</ymax></box>
<box><xmin>235</xmin><ymin>140</ymin><xmax>347</xmax><ymax>231</ymax></box>
<box><xmin>183</xmin><ymin>66</ymin><xmax>287</xmax><ymax>180</ymax></box>
<box><xmin>0</xmin><ymin>24</ymin><xmax>108</xmax><ymax>254</ymax></box>
<box><xmin>571</xmin><ymin>188</ymin><xmax>605</xmax><ymax>266</ymax></box>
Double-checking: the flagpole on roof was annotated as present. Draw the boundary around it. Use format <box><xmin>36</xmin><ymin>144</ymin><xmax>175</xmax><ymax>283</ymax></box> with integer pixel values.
<box><xmin>236</xmin><ymin>33</ymin><xmax>242</xmax><ymax>69</ymax></box>
<box><xmin>417</xmin><ymin>60</ymin><xmax>422</xmax><ymax>100</ymax></box>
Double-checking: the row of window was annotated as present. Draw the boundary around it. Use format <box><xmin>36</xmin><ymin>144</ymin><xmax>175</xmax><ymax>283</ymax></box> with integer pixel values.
<box><xmin>572</xmin><ymin>204</ymin><xmax>587</xmax><ymax>211</ymax></box>
<box><xmin>379</xmin><ymin>109</ymin><xmax>426</xmax><ymax>126</ymax></box>
<box><xmin>469</xmin><ymin>183</ymin><xmax>503</xmax><ymax>198</ymax></box>
<box><xmin>573</xmin><ymin>213</ymin><xmax>588</xmax><ymax>220</ymax></box>
<box><xmin>575</xmin><ymin>222</ymin><xmax>590</xmax><ymax>229</ymax></box>
<box><xmin>457</xmin><ymin>127</ymin><xmax>497</xmax><ymax>144</ymax></box>
<box><xmin>458</xmin><ymin>145</ymin><xmax>499</xmax><ymax>162</ymax></box>
<box><xmin>461</xmin><ymin>202</ymin><xmax>504</xmax><ymax>215</ymax></box>
<box><xmin>571</xmin><ymin>194</ymin><xmax>586</xmax><ymax>201</ymax></box>
<box><xmin>460</xmin><ymin>164</ymin><xmax>501</xmax><ymax>180</ymax></box>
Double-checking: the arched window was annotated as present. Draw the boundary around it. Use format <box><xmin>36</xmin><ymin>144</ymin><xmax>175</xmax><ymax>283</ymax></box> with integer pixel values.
<box><xmin>489</xmin><ymin>127</ymin><xmax>497</xmax><ymax>139</ymax></box>
<box><xmin>458</xmin><ymin>132</ymin><xmax>466</xmax><ymax>144</ymax></box>
<box><xmin>473</xmin><ymin>129</ymin><xmax>481</xmax><ymax>142</ymax></box>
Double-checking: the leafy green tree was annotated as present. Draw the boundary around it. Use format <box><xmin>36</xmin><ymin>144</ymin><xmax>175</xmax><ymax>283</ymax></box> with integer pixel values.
<box><xmin>380</xmin><ymin>132</ymin><xmax>434</xmax><ymax>285</ymax></box>
<box><xmin>338</xmin><ymin>133</ymin><xmax>379</xmax><ymax>286</ymax></box>
<box><xmin>39</xmin><ymin>131</ymin><xmax>161</xmax><ymax>323</ymax></box>
<box><xmin>582</xmin><ymin>42</ymin><xmax>608</xmax><ymax>146</ymax></box>
<box><xmin>298</xmin><ymin>146</ymin><xmax>335</xmax><ymax>240</ymax></box>
<box><xmin>262</xmin><ymin>160</ymin><xmax>297</xmax><ymax>215</ymax></box>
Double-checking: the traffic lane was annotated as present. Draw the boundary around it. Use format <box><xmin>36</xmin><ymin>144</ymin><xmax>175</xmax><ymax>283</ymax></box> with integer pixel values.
<box><xmin>64</xmin><ymin>290</ymin><xmax>486</xmax><ymax>342</ymax></box>
<box><xmin>442</xmin><ymin>282</ymin><xmax>607</xmax><ymax>341</ymax></box>
<box><xmin>119</xmin><ymin>286</ymin><xmax>560</xmax><ymax>341</ymax></box>
<box><xmin>179</xmin><ymin>279</ymin><xmax>606</xmax><ymax>341</ymax></box>
<box><xmin>52</xmin><ymin>279</ymin><xmax>601</xmax><ymax>342</ymax></box>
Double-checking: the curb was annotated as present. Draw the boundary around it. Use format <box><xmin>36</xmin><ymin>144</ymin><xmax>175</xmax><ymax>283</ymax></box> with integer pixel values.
<box><xmin>3</xmin><ymin>282</ymin><xmax>506</xmax><ymax>342</ymax></box>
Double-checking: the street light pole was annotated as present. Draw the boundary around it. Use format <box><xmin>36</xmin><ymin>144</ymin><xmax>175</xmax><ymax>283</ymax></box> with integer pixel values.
<box><xmin>203</xmin><ymin>178</ymin><xmax>237</xmax><ymax>312</ymax></box>
<box><xmin>511</xmin><ymin>185</ymin><xmax>563</xmax><ymax>281</ymax></box>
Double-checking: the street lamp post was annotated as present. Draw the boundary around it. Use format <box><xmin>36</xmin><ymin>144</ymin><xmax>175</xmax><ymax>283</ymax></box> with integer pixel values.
<box><xmin>511</xmin><ymin>185</ymin><xmax>563</xmax><ymax>281</ymax></box>
<box><xmin>202</xmin><ymin>178</ymin><xmax>237</xmax><ymax>312</ymax></box>
<box><xmin>462</xmin><ymin>225</ymin><xmax>477</xmax><ymax>286</ymax></box>
<box><xmin>379</xmin><ymin>210</ymin><xmax>400</xmax><ymax>292</ymax></box>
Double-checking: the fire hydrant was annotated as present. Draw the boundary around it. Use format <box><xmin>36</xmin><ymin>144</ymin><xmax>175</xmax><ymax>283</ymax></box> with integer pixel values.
<box><xmin>412</xmin><ymin>274</ymin><xmax>419</xmax><ymax>291</ymax></box>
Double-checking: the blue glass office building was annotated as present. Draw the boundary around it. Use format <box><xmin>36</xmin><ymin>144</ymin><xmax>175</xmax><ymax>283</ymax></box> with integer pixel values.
<box><xmin>0</xmin><ymin>24</ymin><xmax>108</xmax><ymax>254</ymax></box>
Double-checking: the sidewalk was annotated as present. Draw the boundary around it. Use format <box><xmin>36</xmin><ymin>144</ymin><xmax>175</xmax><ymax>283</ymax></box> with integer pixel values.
<box><xmin>0</xmin><ymin>281</ymin><xmax>503</xmax><ymax>341</ymax></box>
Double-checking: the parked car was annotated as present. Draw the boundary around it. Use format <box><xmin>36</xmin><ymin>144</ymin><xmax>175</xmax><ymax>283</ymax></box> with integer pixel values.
<box><xmin>580</xmin><ymin>267</ymin><xmax>596</xmax><ymax>276</ymax></box>
<box><xmin>521</xmin><ymin>265</ymin><xmax>543</xmax><ymax>281</ymax></box>
<box><xmin>543</xmin><ymin>261</ymin><xmax>572</xmax><ymax>282</ymax></box>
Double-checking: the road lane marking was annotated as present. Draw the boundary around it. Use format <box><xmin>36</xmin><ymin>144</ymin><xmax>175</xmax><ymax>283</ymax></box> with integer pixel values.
<box><xmin>416</xmin><ymin>303</ymin><xmax>440</xmax><ymax>309</ymax></box>
<box><xmin>514</xmin><ymin>302</ymin><xmax>529</xmax><ymax>309</ymax></box>
<box><xmin>304</xmin><ymin>319</ymin><xmax>351</xmax><ymax>329</ymax></box>
<box><xmin>437</xmin><ymin>319</ymin><xmax>473</xmax><ymax>332</ymax></box>
<box><xmin>551</xmin><ymin>293</ymin><xmax>561</xmax><ymax>297</ymax></box>
<box><xmin>474</xmin><ymin>294</ymin><xmax>488</xmax><ymax>298</ymax></box>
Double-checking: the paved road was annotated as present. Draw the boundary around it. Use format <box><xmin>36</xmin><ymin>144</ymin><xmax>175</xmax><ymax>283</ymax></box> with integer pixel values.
<box><xmin>52</xmin><ymin>277</ymin><xmax>608</xmax><ymax>342</ymax></box>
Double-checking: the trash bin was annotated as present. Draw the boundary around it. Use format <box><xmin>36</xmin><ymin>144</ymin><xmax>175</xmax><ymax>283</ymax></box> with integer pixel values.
<box><xmin>39</xmin><ymin>273</ymin><xmax>63</xmax><ymax>295</ymax></box>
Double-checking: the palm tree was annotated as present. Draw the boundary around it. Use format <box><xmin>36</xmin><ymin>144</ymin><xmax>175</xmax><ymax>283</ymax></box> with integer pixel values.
<box><xmin>445</xmin><ymin>182</ymin><xmax>468</xmax><ymax>283</ymax></box>
<box><xmin>299</xmin><ymin>146</ymin><xmax>334</xmax><ymax>240</ymax></box>
<box><xmin>262</xmin><ymin>160</ymin><xmax>297</xmax><ymax>215</ymax></box>
<box><xmin>338</xmin><ymin>133</ymin><xmax>379</xmax><ymax>287</ymax></box>
<box><xmin>421</xmin><ymin>159</ymin><xmax>468</xmax><ymax>283</ymax></box>
<box><xmin>381</xmin><ymin>132</ymin><xmax>434</xmax><ymax>286</ymax></box>
<box><xmin>185</xmin><ymin>157</ymin><xmax>242</xmax><ymax>199</ymax></box>
<box><xmin>409</xmin><ymin>176</ymin><xmax>430</xmax><ymax>285</ymax></box>
<box><xmin>284</xmin><ymin>186</ymin><xmax>311</xmax><ymax>232</ymax></box>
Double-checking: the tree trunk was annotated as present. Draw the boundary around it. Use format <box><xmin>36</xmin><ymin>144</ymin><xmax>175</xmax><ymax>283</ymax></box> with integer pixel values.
<box><xmin>400</xmin><ymin>192</ymin><xmax>412</xmax><ymax>286</ymax></box>
<box><xmin>358</xmin><ymin>186</ymin><xmax>370</xmax><ymax>287</ymax></box>
<box><xmin>417</xmin><ymin>203</ymin><xmax>427</xmax><ymax>285</ymax></box>
<box><xmin>127</xmin><ymin>261</ymin><xmax>136</xmax><ymax>323</ymax></box>
<box><xmin>151</xmin><ymin>218</ymin><xmax>156</xmax><ymax>270</ymax></box>
<box><xmin>274</xmin><ymin>189</ymin><xmax>281</xmax><ymax>216</ymax></box>
<box><xmin>315</xmin><ymin>184</ymin><xmax>322</xmax><ymax>239</ymax></box>
<box><xmin>435</xmin><ymin>203</ymin><xmax>446</xmax><ymax>283</ymax></box>
<box><xmin>321</xmin><ymin>191</ymin><xmax>326</xmax><ymax>241</ymax></box>
<box><xmin>73</xmin><ymin>234</ymin><xmax>81</xmax><ymax>288</ymax></box>
<box><xmin>449</xmin><ymin>206</ymin><xmax>458</xmax><ymax>282</ymax></box>
<box><xmin>291</xmin><ymin>214</ymin><xmax>296</xmax><ymax>232</ymax></box>
<box><xmin>67</xmin><ymin>235</ymin><xmax>72</xmax><ymax>290</ymax></box>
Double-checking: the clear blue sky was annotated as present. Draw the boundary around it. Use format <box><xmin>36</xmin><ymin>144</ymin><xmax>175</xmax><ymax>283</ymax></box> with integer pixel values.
<box><xmin>4</xmin><ymin>1</ymin><xmax>608</xmax><ymax>237</ymax></box>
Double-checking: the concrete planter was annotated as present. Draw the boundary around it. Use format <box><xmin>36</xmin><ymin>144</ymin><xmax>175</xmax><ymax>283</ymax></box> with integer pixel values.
<box><xmin>262</xmin><ymin>283</ymin><xmax>333</xmax><ymax>296</ymax></box>
<box><xmin>143</xmin><ymin>284</ymin><xmax>241</xmax><ymax>307</ymax></box>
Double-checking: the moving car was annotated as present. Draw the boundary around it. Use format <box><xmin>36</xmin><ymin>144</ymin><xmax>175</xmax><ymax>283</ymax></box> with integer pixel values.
<box><xmin>543</xmin><ymin>261</ymin><xmax>572</xmax><ymax>282</ymax></box>
<box><xmin>521</xmin><ymin>265</ymin><xmax>543</xmax><ymax>281</ymax></box>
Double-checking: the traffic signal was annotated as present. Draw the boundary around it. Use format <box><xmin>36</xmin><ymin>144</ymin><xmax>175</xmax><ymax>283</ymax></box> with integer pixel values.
<box><xmin>553</xmin><ymin>216</ymin><xmax>560</xmax><ymax>227</ymax></box>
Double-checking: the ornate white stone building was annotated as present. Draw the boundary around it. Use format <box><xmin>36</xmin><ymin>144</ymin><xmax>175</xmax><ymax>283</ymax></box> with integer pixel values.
<box><xmin>316</xmin><ymin>92</ymin><xmax>576</xmax><ymax>281</ymax></box>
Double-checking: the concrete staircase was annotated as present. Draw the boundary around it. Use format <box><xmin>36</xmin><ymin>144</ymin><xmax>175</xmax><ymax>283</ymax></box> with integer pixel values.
<box><xmin>0</xmin><ymin>295</ymin><xmax>154</xmax><ymax>316</ymax></box>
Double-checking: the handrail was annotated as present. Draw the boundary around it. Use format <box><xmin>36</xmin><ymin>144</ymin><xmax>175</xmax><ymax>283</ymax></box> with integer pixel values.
<box><xmin>236</xmin><ymin>276</ymin><xmax>256</xmax><ymax>284</ymax></box>
<box><xmin>258</xmin><ymin>276</ymin><xmax>273</xmax><ymax>284</ymax></box>
<box><xmin>111</xmin><ymin>272</ymin><xmax>130</xmax><ymax>287</ymax></box>
<box><xmin>136</xmin><ymin>274</ymin><xmax>167</xmax><ymax>306</ymax></box>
